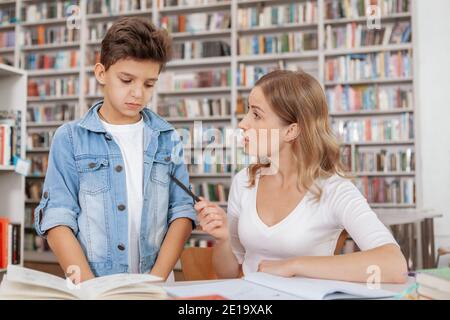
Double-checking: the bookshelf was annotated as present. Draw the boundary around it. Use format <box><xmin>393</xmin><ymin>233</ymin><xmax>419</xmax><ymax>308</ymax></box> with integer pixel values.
<box><xmin>0</xmin><ymin>63</ymin><xmax>27</xmax><ymax>275</ymax></box>
<box><xmin>1</xmin><ymin>0</ymin><xmax>420</xmax><ymax>266</ymax></box>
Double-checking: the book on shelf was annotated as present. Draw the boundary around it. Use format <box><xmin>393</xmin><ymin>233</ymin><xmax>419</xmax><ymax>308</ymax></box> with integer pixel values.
<box><xmin>157</xmin><ymin>97</ymin><xmax>231</xmax><ymax>118</ymax></box>
<box><xmin>332</xmin><ymin>114</ymin><xmax>414</xmax><ymax>143</ymax></box>
<box><xmin>87</xmin><ymin>0</ymin><xmax>152</xmax><ymax>15</ymax></box>
<box><xmin>0</xmin><ymin>6</ymin><xmax>16</xmax><ymax>26</ymax></box>
<box><xmin>185</xmin><ymin>237</ymin><xmax>214</xmax><ymax>249</ymax></box>
<box><xmin>165</xmin><ymin>271</ymin><xmax>396</xmax><ymax>300</ymax></box>
<box><xmin>27</xmin><ymin>77</ymin><xmax>79</xmax><ymax>98</ymax></box>
<box><xmin>172</xmin><ymin>40</ymin><xmax>230</xmax><ymax>60</ymax></box>
<box><xmin>23</xmin><ymin>50</ymin><xmax>79</xmax><ymax>71</ymax></box>
<box><xmin>0</xmin><ymin>110</ymin><xmax>22</xmax><ymax>166</ymax></box>
<box><xmin>28</xmin><ymin>154</ymin><xmax>48</xmax><ymax>176</ymax></box>
<box><xmin>27</xmin><ymin>130</ymin><xmax>55</xmax><ymax>150</ymax></box>
<box><xmin>27</xmin><ymin>103</ymin><xmax>76</xmax><ymax>123</ymax></box>
<box><xmin>0</xmin><ymin>265</ymin><xmax>167</xmax><ymax>300</ymax></box>
<box><xmin>237</xmin><ymin>1</ymin><xmax>317</xmax><ymax>29</ymax></box>
<box><xmin>324</xmin><ymin>0</ymin><xmax>410</xmax><ymax>20</ymax></box>
<box><xmin>325</xmin><ymin>50</ymin><xmax>412</xmax><ymax>82</ymax></box>
<box><xmin>26</xmin><ymin>180</ymin><xmax>43</xmax><ymax>201</ymax></box>
<box><xmin>187</xmin><ymin>150</ymin><xmax>232</xmax><ymax>175</ymax></box>
<box><xmin>160</xmin><ymin>11</ymin><xmax>231</xmax><ymax>33</ymax></box>
<box><xmin>23</xmin><ymin>1</ymin><xmax>79</xmax><ymax>22</ymax></box>
<box><xmin>86</xmin><ymin>75</ymin><xmax>102</xmax><ymax>96</ymax></box>
<box><xmin>416</xmin><ymin>267</ymin><xmax>450</xmax><ymax>300</ymax></box>
<box><xmin>159</xmin><ymin>69</ymin><xmax>231</xmax><ymax>91</ymax></box>
<box><xmin>0</xmin><ymin>56</ymin><xmax>14</xmax><ymax>67</ymax></box>
<box><xmin>355</xmin><ymin>176</ymin><xmax>415</xmax><ymax>205</ymax></box>
<box><xmin>22</xmin><ymin>25</ymin><xmax>80</xmax><ymax>46</ymax></box>
<box><xmin>0</xmin><ymin>218</ymin><xmax>21</xmax><ymax>268</ymax></box>
<box><xmin>189</xmin><ymin>182</ymin><xmax>229</xmax><ymax>202</ymax></box>
<box><xmin>237</xmin><ymin>63</ymin><xmax>281</xmax><ymax>87</ymax></box>
<box><xmin>238</xmin><ymin>31</ymin><xmax>318</xmax><ymax>56</ymax></box>
<box><xmin>159</xmin><ymin>0</ymin><xmax>227</xmax><ymax>8</ymax></box>
<box><xmin>0</xmin><ymin>30</ymin><xmax>15</xmax><ymax>49</ymax></box>
<box><xmin>326</xmin><ymin>85</ymin><xmax>413</xmax><ymax>113</ymax></box>
<box><xmin>355</xmin><ymin>147</ymin><xmax>414</xmax><ymax>173</ymax></box>
<box><xmin>325</xmin><ymin>21</ymin><xmax>411</xmax><ymax>50</ymax></box>
<box><xmin>88</xmin><ymin>21</ymin><xmax>113</xmax><ymax>41</ymax></box>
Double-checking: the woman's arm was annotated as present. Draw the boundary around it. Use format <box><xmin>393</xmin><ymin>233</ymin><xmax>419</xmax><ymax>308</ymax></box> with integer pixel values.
<box><xmin>259</xmin><ymin>243</ymin><xmax>408</xmax><ymax>283</ymax></box>
<box><xmin>150</xmin><ymin>217</ymin><xmax>192</xmax><ymax>280</ymax></box>
<box><xmin>47</xmin><ymin>226</ymin><xmax>95</xmax><ymax>283</ymax></box>
<box><xmin>195</xmin><ymin>199</ymin><xmax>241</xmax><ymax>279</ymax></box>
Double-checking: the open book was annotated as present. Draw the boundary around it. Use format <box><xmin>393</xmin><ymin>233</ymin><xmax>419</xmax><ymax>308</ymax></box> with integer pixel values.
<box><xmin>0</xmin><ymin>265</ymin><xmax>167</xmax><ymax>300</ymax></box>
<box><xmin>164</xmin><ymin>272</ymin><xmax>396</xmax><ymax>300</ymax></box>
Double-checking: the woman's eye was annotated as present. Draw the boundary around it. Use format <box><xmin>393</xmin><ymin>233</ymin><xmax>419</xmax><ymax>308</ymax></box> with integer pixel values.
<box><xmin>121</xmin><ymin>79</ymin><xmax>131</xmax><ymax>84</ymax></box>
<box><xmin>253</xmin><ymin>112</ymin><xmax>260</xmax><ymax>119</ymax></box>
<box><xmin>145</xmin><ymin>84</ymin><xmax>154</xmax><ymax>88</ymax></box>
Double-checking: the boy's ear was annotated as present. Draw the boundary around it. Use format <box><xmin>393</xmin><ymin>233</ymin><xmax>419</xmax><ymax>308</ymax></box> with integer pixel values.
<box><xmin>94</xmin><ymin>63</ymin><xmax>106</xmax><ymax>85</ymax></box>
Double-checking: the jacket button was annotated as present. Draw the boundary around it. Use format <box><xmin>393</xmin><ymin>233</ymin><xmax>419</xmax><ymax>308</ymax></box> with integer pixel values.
<box><xmin>115</xmin><ymin>165</ymin><xmax>123</xmax><ymax>172</ymax></box>
<box><xmin>164</xmin><ymin>156</ymin><xmax>171</xmax><ymax>162</ymax></box>
<box><xmin>88</xmin><ymin>162</ymin><xmax>96</xmax><ymax>169</ymax></box>
<box><xmin>117</xmin><ymin>244</ymin><xmax>125</xmax><ymax>251</ymax></box>
<box><xmin>43</xmin><ymin>191</ymin><xmax>48</xmax><ymax>199</ymax></box>
<box><xmin>118</xmin><ymin>204</ymin><xmax>126</xmax><ymax>211</ymax></box>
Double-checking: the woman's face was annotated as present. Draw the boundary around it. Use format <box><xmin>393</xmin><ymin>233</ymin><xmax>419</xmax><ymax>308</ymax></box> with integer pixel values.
<box><xmin>238</xmin><ymin>86</ymin><xmax>288</xmax><ymax>158</ymax></box>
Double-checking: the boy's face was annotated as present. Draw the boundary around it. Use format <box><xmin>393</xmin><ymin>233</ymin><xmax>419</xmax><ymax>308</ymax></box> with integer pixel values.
<box><xmin>94</xmin><ymin>58</ymin><xmax>160</xmax><ymax>124</ymax></box>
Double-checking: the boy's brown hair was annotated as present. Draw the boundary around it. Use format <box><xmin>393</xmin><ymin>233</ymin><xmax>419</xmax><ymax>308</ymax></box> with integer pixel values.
<box><xmin>101</xmin><ymin>16</ymin><xmax>172</xmax><ymax>71</ymax></box>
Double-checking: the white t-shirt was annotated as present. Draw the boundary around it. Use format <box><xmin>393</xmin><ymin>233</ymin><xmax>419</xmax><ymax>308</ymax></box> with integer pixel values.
<box><xmin>227</xmin><ymin>168</ymin><xmax>398</xmax><ymax>275</ymax></box>
<box><xmin>101</xmin><ymin>118</ymin><xmax>144</xmax><ymax>273</ymax></box>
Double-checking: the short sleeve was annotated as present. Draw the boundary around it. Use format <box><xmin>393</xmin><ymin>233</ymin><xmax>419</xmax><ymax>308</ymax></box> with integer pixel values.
<box><xmin>227</xmin><ymin>169</ymin><xmax>246</xmax><ymax>264</ymax></box>
<box><xmin>326</xmin><ymin>177</ymin><xmax>398</xmax><ymax>251</ymax></box>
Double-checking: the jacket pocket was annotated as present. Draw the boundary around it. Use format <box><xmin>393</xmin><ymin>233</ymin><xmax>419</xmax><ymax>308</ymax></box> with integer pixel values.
<box><xmin>151</xmin><ymin>152</ymin><xmax>171</xmax><ymax>185</ymax></box>
<box><xmin>76</xmin><ymin>157</ymin><xmax>110</xmax><ymax>195</ymax></box>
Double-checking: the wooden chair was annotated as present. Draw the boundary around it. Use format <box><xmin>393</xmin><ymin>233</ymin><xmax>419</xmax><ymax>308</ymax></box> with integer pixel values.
<box><xmin>180</xmin><ymin>247</ymin><xmax>218</xmax><ymax>281</ymax></box>
<box><xmin>180</xmin><ymin>230</ymin><xmax>349</xmax><ymax>281</ymax></box>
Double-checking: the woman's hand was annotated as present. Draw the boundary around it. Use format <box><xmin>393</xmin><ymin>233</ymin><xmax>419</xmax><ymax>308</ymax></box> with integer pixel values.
<box><xmin>258</xmin><ymin>258</ymin><xmax>296</xmax><ymax>278</ymax></box>
<box><xmin>194</xmin><ymin>197</ymin><xmax>229</xmax><ymax>242</ymax></box>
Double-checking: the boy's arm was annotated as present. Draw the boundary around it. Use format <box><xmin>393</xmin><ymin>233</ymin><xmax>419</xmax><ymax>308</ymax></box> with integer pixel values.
<box><xmin>34</xmin><ymin>125</ymin><xmax>94</xmax><ymax>281</ymax></box>
<box><xmin>149</xmin><ymin>218</ymin><xmax>192</xmax><ymax>280</ymax></box>
<box><xmin>47</xmin><ymin>226</ymin><xmax>95</xmax><ymax>283</ymax></box>
<box><xmin>150</xmin><ymin>133</ymin><xmax>197</xmax><ymax>279</ymax></box>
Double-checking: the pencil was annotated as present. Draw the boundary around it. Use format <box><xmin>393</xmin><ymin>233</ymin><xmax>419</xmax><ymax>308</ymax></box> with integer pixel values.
<box><xmin>169</xmin><ymin>173</ymin><xmax>201</xmax><ymax>203</ymax></box>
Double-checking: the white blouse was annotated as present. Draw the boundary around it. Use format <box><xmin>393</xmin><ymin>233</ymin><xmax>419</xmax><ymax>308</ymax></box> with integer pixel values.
<box><xmin>227</xmin><ymin>168</ymin><xmax>398</xmax><ymax>275</ymax></box>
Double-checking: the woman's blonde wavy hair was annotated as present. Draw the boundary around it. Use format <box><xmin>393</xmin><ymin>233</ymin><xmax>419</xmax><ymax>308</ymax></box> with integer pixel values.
<box><xmin>247</xmin><ymin>70</ymin><xmax>347</xmax><ymax>200</ymax></box>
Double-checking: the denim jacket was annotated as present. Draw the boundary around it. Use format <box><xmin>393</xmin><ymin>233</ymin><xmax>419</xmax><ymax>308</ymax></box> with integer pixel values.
<box><xmin>34</xmin><ymin>100</ymin><xmax>197</xmax><ymax>276</ymax></box>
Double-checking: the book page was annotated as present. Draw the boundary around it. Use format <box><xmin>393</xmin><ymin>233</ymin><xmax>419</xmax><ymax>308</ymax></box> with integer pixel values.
<box><xmin>0</xmin><ymin>279</ymin><xmax>76</xmax><ymax>300</ymax></box>
<box><xmin>2</xmin><ymin>265</ymin><xmax>82</xmax><ymax>299</ymax></box>
<box><xmin>164</xmin><ymin>279</ymin><xmax>298</xmax><ymax>300</ymax></box>
<box><xmin>81</xmin><ymin>273</ymin><xmax>163</xmax><ymax>299</ymax></box>
<box><xmin>244</xmin><ymin>272</ymin><xmax>396</xmax><ymax>300</ymax></box>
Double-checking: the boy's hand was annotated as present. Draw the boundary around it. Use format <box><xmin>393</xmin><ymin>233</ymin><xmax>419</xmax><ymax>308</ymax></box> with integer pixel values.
<box><xmin>194</xmin><ymin>197</ymin><xmax>229</xmax><ymax>242</ymax></box>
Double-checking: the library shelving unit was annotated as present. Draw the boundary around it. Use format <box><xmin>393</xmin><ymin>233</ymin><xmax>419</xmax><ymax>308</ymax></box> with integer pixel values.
<box><xmin>0</xmin><ymin>63</ymin><xmax>27</xmax><ymax>277</ymax></box>
<box><xmin>2</xmin><ymin>0</ymin><xmax>422</xmax><ymax>268</ymax></box>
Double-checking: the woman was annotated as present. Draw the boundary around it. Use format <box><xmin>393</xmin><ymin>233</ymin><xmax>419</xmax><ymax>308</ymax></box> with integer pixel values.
<box><xmin>195</xmin><ymin>70</ymin><xmax>407</xmax><ymax>283</ymax></box>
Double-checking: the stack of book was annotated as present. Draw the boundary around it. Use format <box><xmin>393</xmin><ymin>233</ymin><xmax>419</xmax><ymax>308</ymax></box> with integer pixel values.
<box><xmin>237</xmin><ymin>1</ymin><xmax>317</xmax><ymax>29</ymax></box>
<box><xmin>0</xmin><ymin>217</ymin><xmax>21</xmax><ymax>269</ymax></box>
<box><xmin>238</xmin><ymin>31</ymin><xmax>318</xmax><ymax>55</ymax></box>
<box><xmin>172</xmin><ymin>40</ymin><xmax>230</xmax><ymax>60</ymax></box>
<box><xmin>27</xmin><ymin>77</ymin><xmax>79</xmax><ymax>98</ymax></box>
<box><xmin>0</xmin><ymin>31</ymin><xmax>14</xmax><ymax>49</ymax></box>
<box><xmin>161</xmin><ymin>12</ymin><xmax>231</xmax><ymax>33</ymax></box>
<box><xmin>416</xmin><ymin>267</ymin><xmax>450</xmax><ymax>300</ymax></box>
<box><xmin>23</xmin><ymin>51</ymin><xmax>79</xmax><ymax>70</ymax></box>
<box><xmin>87</xmin><ymin>0</ymin><xmax>151</xmax><ymax>15</ymax></box>
<box><xmin>27</xmin><ymin>103</ymin><xmax>76</xmax><ymax>123</ymax></box>
<box><xmin>0</xmin><ymin>111</ymin><xmax>22</xmax><ymax>166</ymax></box>
<box><xmin>22</xmin><ymin>25</ymin><xmax>80</xmax><ymax>46</ymax></box>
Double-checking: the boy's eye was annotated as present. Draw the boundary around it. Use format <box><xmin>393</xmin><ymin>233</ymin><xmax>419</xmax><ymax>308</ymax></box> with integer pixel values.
<box><xmin>120</xmin><ymin>79</ymin><xmax>131</xmax><ymax>84</ymax></box>
<box><xmin>145</xmin><ymin>84</ymin><xmax>154</xmax><ymax>88</ymax></box>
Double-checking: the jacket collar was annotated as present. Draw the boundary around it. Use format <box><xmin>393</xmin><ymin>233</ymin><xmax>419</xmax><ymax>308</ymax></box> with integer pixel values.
<box><xmin>77</xmin><ymin>100</ymin><xmax>173</xmax><ymax>133</ymax></box>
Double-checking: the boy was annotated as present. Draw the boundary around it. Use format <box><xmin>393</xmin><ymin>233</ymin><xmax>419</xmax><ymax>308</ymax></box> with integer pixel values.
<box><xmin>34</xmin><ymin>17</ymin><xmax>196</xmax><ymax>282</ymax></box>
